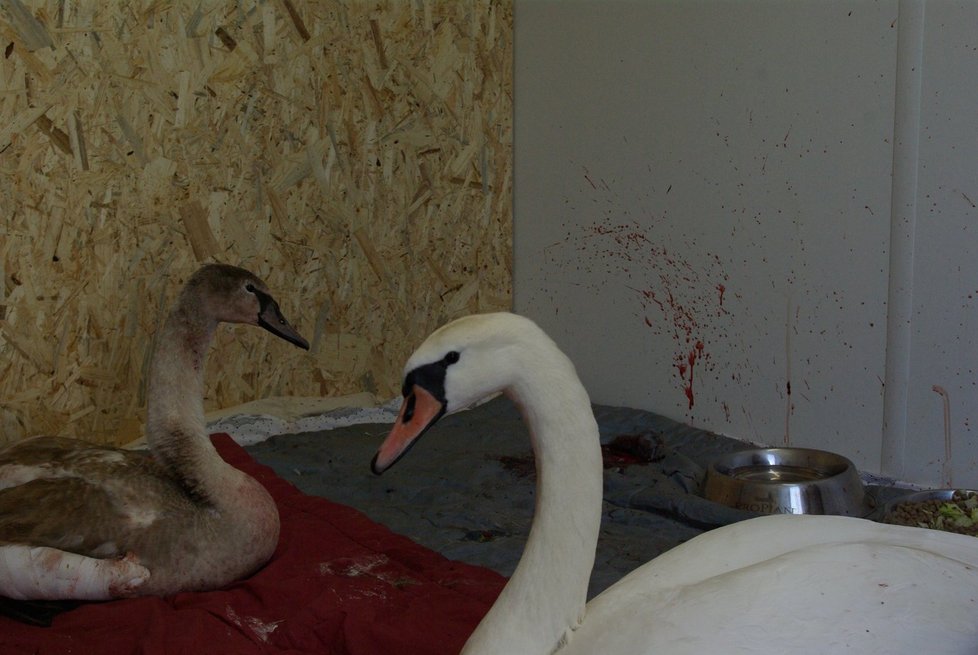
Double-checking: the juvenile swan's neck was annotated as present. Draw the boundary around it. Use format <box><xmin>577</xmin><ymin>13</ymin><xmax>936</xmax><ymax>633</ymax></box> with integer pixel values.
<box><xmin>144</xmin><ymin>303</ymin><xmax>231</xmax><ymax>501</ymax></box>
<box><xmin>462</xmin><ymin>339</ymin><xmax>603</xmax><ymax>655</ymax></box>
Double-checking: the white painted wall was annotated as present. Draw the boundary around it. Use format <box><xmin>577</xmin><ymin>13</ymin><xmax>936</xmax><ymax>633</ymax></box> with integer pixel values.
<box><xmin>514</xmin><ymin>0</ymin><xmax>978</xmax><ymax>487</ymax></box>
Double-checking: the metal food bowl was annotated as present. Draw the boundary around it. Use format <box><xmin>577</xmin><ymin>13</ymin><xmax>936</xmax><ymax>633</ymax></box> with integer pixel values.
<box><xmin>703</xmin><ymin>447</ymin><xmax>873</xmax><ymax>516</ymax></box>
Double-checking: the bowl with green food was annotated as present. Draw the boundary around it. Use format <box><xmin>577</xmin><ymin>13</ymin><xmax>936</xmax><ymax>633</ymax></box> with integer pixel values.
<box><xmin>882</xmin><ymin>489</ymin><xmax>978</xmax><ymax>536</ymax></box>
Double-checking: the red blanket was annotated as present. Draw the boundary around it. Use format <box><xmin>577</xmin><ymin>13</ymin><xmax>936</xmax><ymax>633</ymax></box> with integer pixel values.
<box><xmin>0</xmin><ymin>434</ymin><xmax>505</xmax><ymax>654</ymax></box>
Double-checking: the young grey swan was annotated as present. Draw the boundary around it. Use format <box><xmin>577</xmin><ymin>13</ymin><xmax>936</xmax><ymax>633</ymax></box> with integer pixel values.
<box><xmin>373</xmin><ymin>312</ymin><xmax>978</xmax><ymax>655</ymax></box>
<box><xmin>0</xmin><ymin>264</ymin><xmax>309</xmax><ymax>601</ymax></box>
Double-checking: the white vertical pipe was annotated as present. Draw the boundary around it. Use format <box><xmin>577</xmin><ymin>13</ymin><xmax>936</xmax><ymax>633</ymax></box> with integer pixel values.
<box><xmin>881</xmin><ymin>0</ymin><xmax>926</xmax><ymax>479</ymax></box>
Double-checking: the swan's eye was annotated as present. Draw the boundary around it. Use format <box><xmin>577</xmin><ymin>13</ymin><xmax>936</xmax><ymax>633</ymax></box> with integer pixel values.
<box><xmin>444</xmin><ymin>351</ymin><xmax>460</xmax><ymax>365</ymax></box>
<box><xmin>245</xmin><ymin>283</ymin><xmax>256</xmax><ymax>293</ymax></box>
<box><xmin>401</xmin><ymin>392</ymin><xmax>417</xmax><ymax>423</ymax></box>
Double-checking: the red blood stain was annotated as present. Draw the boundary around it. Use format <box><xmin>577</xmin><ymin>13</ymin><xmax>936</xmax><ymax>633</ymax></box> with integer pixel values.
<box><xmin>501</xmin><ymin>434</ymin><xmax>660</xmax><ymax>474</ymax></box>
<box><xmin>642</xmin><ymin>289</ymin><xmax>665</xmax><ymax>312</ymax></box>
<box><xmin>562</xmin><ymin>220</ymin><xmax>733</xmax><ymax>411</ymax></box>
<box><xmin>674</xmin><ymin>341</ymin><xmax>706</xmax><ymax>409</ymax></box>
<box><xmin>685</xmin><ymin>349</ymin><xmax>696</xmax><ymax>409</ymax></box>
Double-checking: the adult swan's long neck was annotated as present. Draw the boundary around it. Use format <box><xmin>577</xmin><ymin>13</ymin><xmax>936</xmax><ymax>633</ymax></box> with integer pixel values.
<box><xmin>144</xmin><ymin>304</ymin><xmax>237</xmax><ymax>502</ymax></box>
<box><xmin>463</xmin><ymin>340</ymin><xmax>603</xmax><ymax>655</ymax></box>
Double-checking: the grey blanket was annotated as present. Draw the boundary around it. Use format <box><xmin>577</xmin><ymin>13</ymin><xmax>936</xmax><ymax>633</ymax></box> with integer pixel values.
<box><xmin>247</xmin><ymin>397</ymin><xmax>898</xmax><ymax>597</ymax></box>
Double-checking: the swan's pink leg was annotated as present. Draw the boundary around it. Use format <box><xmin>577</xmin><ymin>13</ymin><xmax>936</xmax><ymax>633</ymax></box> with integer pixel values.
<box><xmin>0</xmin><ymin>546</ymin><xmax>149</xmax><ymax>600</ymax></box>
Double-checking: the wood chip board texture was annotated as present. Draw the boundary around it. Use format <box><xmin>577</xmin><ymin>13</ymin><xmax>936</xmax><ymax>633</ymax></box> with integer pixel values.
<box><xmin>0</xmin><ymin>0</ymin><xmax>513</xmax><ymax>446</ymax></box>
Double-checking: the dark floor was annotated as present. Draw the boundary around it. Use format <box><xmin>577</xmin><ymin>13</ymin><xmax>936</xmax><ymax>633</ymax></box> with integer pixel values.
<box><xmin>246</xmin><ymin>397</ymin><xmax>911</xmax><ymax>598</ymax></box>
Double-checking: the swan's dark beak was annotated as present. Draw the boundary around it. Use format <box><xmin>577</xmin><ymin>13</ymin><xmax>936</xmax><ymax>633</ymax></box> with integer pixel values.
<box><xmin>256</xmin><ymin>292</ymin><xmax>310</xmax><ymax>350</ymax></box>
<box><xmin>371</xmin><ymin>384</ymin><xmax>446</xmax><ymax>474</ymax></box>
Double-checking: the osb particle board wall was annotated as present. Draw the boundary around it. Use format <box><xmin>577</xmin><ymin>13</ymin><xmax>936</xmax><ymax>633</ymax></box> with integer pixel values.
<box><xmin>0</xmin><ymin>0</ymin><xmax>513</xmax><ymax>446</ymax></box>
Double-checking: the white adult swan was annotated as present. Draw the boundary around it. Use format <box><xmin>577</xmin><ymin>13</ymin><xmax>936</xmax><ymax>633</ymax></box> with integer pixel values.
<box><xmin>0</xmin><ymin>264</ymin><xmax>309</xmax><ymax>601</ymax></box>
<box><xmin>372</xmin><ymin>312</ymin><xmax>978</xmax><ymax>655</ymax></box>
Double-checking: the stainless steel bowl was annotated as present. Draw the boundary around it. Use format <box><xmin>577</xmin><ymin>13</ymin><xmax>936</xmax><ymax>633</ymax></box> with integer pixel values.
<box><xmin>703</xmin><ymin>447</ymin><xmax>872</xmax><ymax>516</ymax></box>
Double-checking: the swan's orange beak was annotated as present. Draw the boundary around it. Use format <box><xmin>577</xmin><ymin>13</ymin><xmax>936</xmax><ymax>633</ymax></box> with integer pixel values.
<box><xmin>371</xmin><ymin>385</ymin><xmax>445</xmax><ymax>474</ymax></box>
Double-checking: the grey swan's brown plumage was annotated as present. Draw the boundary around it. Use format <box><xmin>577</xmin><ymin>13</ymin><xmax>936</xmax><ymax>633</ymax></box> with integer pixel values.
<box><xmin>0</xmin><ymin>264</ymin><xmax>309</xmax><ymax>601</ymax></box>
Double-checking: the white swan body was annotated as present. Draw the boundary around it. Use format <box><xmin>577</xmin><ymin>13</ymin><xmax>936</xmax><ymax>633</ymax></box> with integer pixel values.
<box><xmin>0</xmin><ymin>264</ymin><xmax>309</xmax><ymax>600</ymax></box>
<box><xmin>372</xmin><ymin>312</ymin><xmax>978</xmax><ymax>654</ymax></box>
